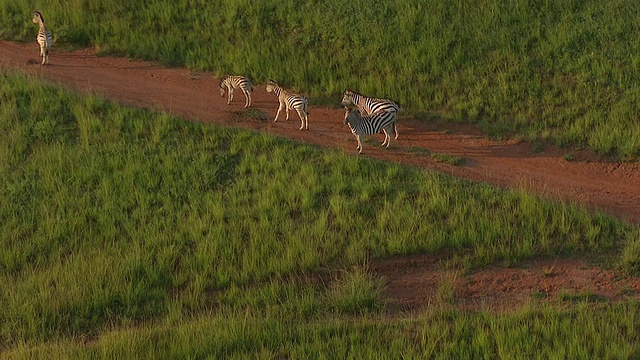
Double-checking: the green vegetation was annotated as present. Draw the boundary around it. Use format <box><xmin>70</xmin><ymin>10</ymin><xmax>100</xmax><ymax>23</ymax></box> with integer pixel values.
<box><xmin>406</xmin><ymin>148</ymin><xmax>466</xmax><ymax>165</ymax></box>
<box><xmin>2</xmin><ymin>1</ymin><xmax>640</xmax><ymax>157</ymax></box>
<box><xmin>5</xmin><ymin>304</ymin><xmax>640</xmax><ymax>359</ymax></box>
<box><xmin>431</xmin><ymin>153</ymin><xmax>466</xmax><ymax>166</ymax></box>
<box><xmin>2</xmin><ymin>69</ymin><xmax>640</xmax><ymax>357</ymax></box>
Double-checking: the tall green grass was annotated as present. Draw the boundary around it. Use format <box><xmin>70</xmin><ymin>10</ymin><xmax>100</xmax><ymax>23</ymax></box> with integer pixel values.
<box><xmin>2</xmin><ymin>1</ymin><xmax>640</xmax><ymax>157</ymax></box>
<box><xmin>1</xmin><ymin>72</ymin><xmax>640</xmax><ymax>357</ymax></box>
<box><xmin>6</xmin><ymin>302</ymin><xmax>640</xmax><ymax>359</ymax></box>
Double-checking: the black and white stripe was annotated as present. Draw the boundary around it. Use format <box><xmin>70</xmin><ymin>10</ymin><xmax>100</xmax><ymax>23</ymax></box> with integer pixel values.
<box><xmin>343</xmin><ymin>107</ymin><xmax>396</xmax><ymax>154</ymax></box>
<box><xmin>341</xmin><ymin>89</ymin><xmax>400</xmax><ymax>139</ymax></box>
<box><xmin>32</xmin><ymin>11</ymin><xmax>52</xmax><ymax>65</ymax></box>
<box><xmin>219</xmin><ymin>75</ymin><xmax>253</xmax><ymax>108</ymax></box>
<box><xmin>266</xmin><ymin>80</ymin><xmax>309</xmax><ymax>130</ymax></box>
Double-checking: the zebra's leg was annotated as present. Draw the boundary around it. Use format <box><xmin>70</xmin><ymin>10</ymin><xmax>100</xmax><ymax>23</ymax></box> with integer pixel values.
<box><xmin>228</xmin><ymin>88</ymin><xmax>234</xmax><ymax>105</ymax></box>
<box><xmin>244</xmin><ymin>90</ymin><xmax>251</xmax><ymax>108</ymax></box>
<box><xmin>356</xmin><ymin>135</ymin><xmax>363</xmax><ymax>154</ymax></box>
<box><xmin>350</xmin><ymin>133</ymin><xmax>359</xmax><ymax>150</ymax></box>
<box><xmin>393</xmin><ymin>122</ymin><xmax>399</xmax><ymax>140</ymax></box>
<box><xmin>241</xmin><ymin>89</ymin><xmax>248</xmax><ymax>107</ymax></box>
<box><xmin>381</xmin><ymin>127</ymin><xmax>392</xmax><ymax>148</ymax></box>
<box><xmin>285</xmin><ymin>107</ymin><xmax>290</xmax><ymax>121</ymax></box>
<box><xmin>295</xmin><ymin>110</ymin><xmax>306</xmax><ymax>130</ymax></box>
<box><xmin>274</xmin><ymin>103</ymin><xmax>284</xmax><ymax>122</ymax></box>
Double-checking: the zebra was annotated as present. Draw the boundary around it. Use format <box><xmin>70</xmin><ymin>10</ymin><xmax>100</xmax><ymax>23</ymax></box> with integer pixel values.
<box><xmin>219</xmin><ymin>75</ymin><xmax>254</xmax><ymax>108</ymax></box>
<box><xmin>343</xmin><ymin>107</ymin><xmax>397</xmax><ymax>154</ymax></box>
<box><xmin>341</xmin><ymin>89</ymin><xmax>400</xmax><ymax>139</ymax></box>
<box><xmin>32</xmin><ymin>11</ymin><xmax>52</xmax><ymax>66</ymax></box>
<box><xmin>265</xmin><ymin>80</ymin><xmax>309</xmax><ymax>130</ymax></box>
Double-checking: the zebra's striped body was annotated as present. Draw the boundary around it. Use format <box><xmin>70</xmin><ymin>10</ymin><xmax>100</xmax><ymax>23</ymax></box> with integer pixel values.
<box><xmin>219</xmin><ymin>75</ymin><xmax>253</xmax><ymax>108</ymax></box>
<box><xmin>266</xmin><ymin>80</ymin><xmax>309</xmax><ymax>130</ymax></box>
<box><xmin>343</xmin><ymin>107</ymin><xmax>396</xmax><ymax>154</ymax></box>
<box><xmin>32</xmin><ymin>11</ymin><xmax>52</xmax><ymax>66</ymax></box>
<box><xmin>341</xmin><ymin>89</ymin><xmax>400</xmax><ymax>139</ymax></box>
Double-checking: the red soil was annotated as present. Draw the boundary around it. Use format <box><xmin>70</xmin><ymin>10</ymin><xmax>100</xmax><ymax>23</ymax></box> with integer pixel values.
<box><xmin>2</xmin><ymin>41</ymin><xmax>639</xmax><ymax>312</ymax></box>
<box><xmin>373</xmin><ymin>254</ymin><xmax>640</xmax><ymax>313</ymax></box>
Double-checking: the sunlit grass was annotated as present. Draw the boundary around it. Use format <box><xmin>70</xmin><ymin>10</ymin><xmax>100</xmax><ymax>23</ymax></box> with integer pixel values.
<box><xmin>1</xmin><ymin>1</ymin><xmax>640</xmax><ymax>157</ymax></box>
<box><xmin>1</xmin><ymin>72</ymin><xmax>640</xmax><ymax>357</ymax></box>
<box><xmin>5</xmin><ymin>303</ymin><xmax>640</xmax><ymax>359</ymax></box>
<box><xmin>431</xmin><ymin>153</ymin><xmax>466</xmax><ymax>166</ymax></box>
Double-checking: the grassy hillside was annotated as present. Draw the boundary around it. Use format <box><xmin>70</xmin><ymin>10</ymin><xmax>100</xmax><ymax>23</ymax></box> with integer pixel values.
<box><xmin>1</xmin><ymin>1</ymin><xmax>640</xmax><ymax>157</ymax></box>
<box><xmin>2</xmin><ymin>71</ymin><xmax>640</xmax><ymax>357</ymax></box>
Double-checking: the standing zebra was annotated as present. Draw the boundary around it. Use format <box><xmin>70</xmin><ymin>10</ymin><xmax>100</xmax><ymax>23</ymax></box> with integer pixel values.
<box><xmin>219</xmin><ymin>75</ymin><xmax>254</xmax><ymax>108</ymax></box>
<box><xmin>341</xmin><ymin>89</ymin><xmax>400</xmax><ymax>139</ymax></box>
<box><xmin>343</xmin><ymin>107</ymin><xmax>397</xmax><ymax>154</ymax></box>
<box><xmin>265</xmin><ymin>80</ymin><xmax>309</xmax><ymax>130</ymax></box>
<box><xmin>32</xmin><ymin>11</ymin><xmax>52</xmax><ymax>66</ymax></box>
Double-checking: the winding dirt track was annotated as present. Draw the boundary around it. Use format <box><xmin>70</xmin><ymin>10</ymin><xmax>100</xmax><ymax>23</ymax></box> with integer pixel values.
<box><xmin>2</xmin><ymin>41</ymin><xmax>640</xmax><ymax>311</ymax></box>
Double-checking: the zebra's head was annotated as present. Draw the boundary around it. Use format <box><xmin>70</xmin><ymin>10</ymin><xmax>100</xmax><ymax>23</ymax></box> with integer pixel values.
<box><xmin>32</xmin><ymin>11</ymin><xmax>44</xmax><ymax>24</ymax></box>
<box><xmin>343</xmin><ymin>106</ymin><xmax>358</xmax><ymax>126</ymax></box>
<box><xmin>265</xmin><ymin>80</ymin><xmax>277</xmax><ymax>93</ymax></box>
<box><xmin>218</xmin><ymin>76</ymin><xmax>228</xmax><ymax>96</ymax></box>
<box><xmin>341</xmin><ymin>89</ymin><xmax>355</xmax><ymax>107</ymax></box>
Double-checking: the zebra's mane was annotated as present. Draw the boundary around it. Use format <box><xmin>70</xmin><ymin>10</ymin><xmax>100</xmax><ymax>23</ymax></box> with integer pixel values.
<box><xmin>344</xmin><ymin>89</ymin><xmax>364</xmax><ymax>97</ymax></box>
<box><xmin>267</xmin><ymin>81</ymin><xmax>287</xmax><ymax>95</ymax></box>
<box><xmin>344</xmin><ymin>89</ymin><xmax>398</xmax><ymax>105</ymax></box>
<box><xmin>219</xmin><ymin>76</ymin><xmax>230</xmax><ymax>87</ymax></box>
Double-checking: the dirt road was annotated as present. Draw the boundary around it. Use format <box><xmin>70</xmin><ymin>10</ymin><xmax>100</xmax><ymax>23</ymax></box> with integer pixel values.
<box><xmin>2</xmin><ymin>41</ymin><xmax>637</xmax><ymax>225</ymax></box>
<box><xmin>3</xmin><ymin>41</ymin><xmax>640</xmax><ymax>311</ymax></box>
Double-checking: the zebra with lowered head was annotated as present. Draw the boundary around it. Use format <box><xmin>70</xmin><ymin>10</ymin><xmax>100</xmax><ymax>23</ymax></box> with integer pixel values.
<box><xmin>219</xmin><ymin>75</ymin><xmax>254</xmax><ymax>108</ymax></box>
<box><xmin>32</xmin><ymin>11</ymin><xmax>52</xmax><ymax>65</ymax></box>
<box><xmin>343</xmin><ymin>107</ymin><xmax>396</xmax><ymax>154</ymax></box>
<box><xmin>265</xmin><ymin>80</ymin><xmax>309</xmax><ymax>130</ymax></box>
<box><xmin>341</xmin><ymin>89</ymin><xmax>400</xmax><ymax>139</ymax></box>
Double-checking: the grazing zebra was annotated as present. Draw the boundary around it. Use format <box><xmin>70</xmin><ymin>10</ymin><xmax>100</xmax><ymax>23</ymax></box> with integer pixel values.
<box><xmin>219</xmin><ymin>75</ymin><xmax>254</xmax><ymax>108</ymax></box>
<box><xmin>32</xmin><ymin>11</ymin><xmax>52</xmax><ymax>66</ymax></box>
<box><xmin>265</xmin><ymin>80</ymin><xmax>309</xmax><ymax>130</ymax></box>
<box><xmin>341</xmin><ymin>89</ymin><xmax>400</xmax><ymax>139</ymax></box>
<box><xmin>343</xmin><ymin>107</ymin><xmax>396</xmax><ymax>154</ymax></box>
